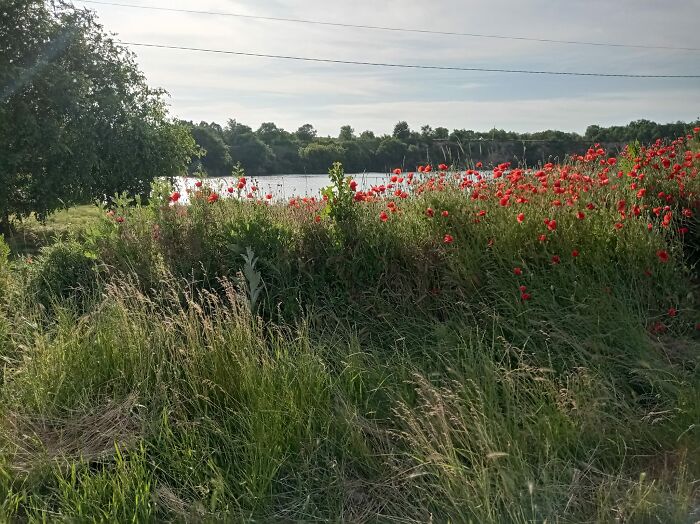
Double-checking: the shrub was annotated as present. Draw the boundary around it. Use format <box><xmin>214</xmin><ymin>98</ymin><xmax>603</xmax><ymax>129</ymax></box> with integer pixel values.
<box><xmin>26</xmin><ymin>239</ymin><xmax>100</xmax><ymax>312</ymax></box>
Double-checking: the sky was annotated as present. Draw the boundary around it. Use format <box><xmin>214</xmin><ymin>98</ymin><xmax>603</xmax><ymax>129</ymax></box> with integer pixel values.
<box><xmin>74</xmin><ymin>0</ymin><xmax>700</xmax><ymax>136</ymax></box>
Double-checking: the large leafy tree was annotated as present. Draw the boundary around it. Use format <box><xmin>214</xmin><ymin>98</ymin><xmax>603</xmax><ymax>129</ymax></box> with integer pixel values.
<box><xmin>0</xmin><ymin>0</ymin><xmax>196</xmax><ymax>230</ymax></box>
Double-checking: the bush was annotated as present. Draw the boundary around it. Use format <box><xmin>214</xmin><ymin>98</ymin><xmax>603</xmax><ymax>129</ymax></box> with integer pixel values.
<box><xmin>26</xmin><ymin>239</ymin><xmax>100</xmax><ymax>312</ymax></box>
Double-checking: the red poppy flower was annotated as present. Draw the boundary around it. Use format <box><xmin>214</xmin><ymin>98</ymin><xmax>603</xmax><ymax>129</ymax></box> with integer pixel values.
<box><xmin>441</xmin><ymin>210</ymin><xmax>449</xmax><ymax>217</ymax></box>
<box><xmin>551</xmin><ymin>255</ymin><xmax>561</xmax><ymax>265</ymax></box>
<box><xmin>538</xmin><ymin>234</ymin><xmax>547</xmax><ymax>242</ymax></box>
<box><xmin>393</xmin><ymin>168</ymin><xmax>402</xmax><ymax>175</ymax></box>
<box><xmin>521</xmin><ymin>292</ymin><xmax>531</xmax><ymax>301</ymax></box>
<box><xmin>265</xmin><ymin>193</ymin><xmax>273</xmax><ymax>200</ymax></box>
<box><xmin>227</xmin><ymin>187</ymin><xmax>234</xmax><ymax>194</ymax></box>
<box><xmin>379</xmin><ymin>211</ymin><xmax>388</xmax><ymax>222</ymax></box>
<box><xmin>426</xmin><ymin>207</ymin><xmax>435</xmax><ymax>217</ymax></box>
<box><xmin>314</xmin><ymin>215</ymin><xmax>321</xmax><ymax>223</ymax></box>
<box><xmin>443</xmin><ymin>234</ymin><xmax>454</xmax><ymax>244</ymax></box>
<box><xmin>656</xmin><ymin>250</ymin><xmax>669</xmax><ymax>263</ymax></box>
<box><xmin>571</xmin><ymin>249</ymin><xmax>579</xmax><ymax>257</ymax></box>
<box><xmin>513</xmin><ymin>267</ymin><xmax>523</xmax><ymax>276</ymax></box>
<box><xmin>208</xmin><ymin>193</ymin><xmax>219</xmax><ymax>203</ymax></box>
<box><xmin>547</xmin><ymin>220</ymin><xmax>557</xmax><ymax>231</ymax></box>
<box><xmin>476</xmin><ymin>161</ymin><xmax>483</xmax><ymax>168</ymax></box>
<box><xmin>615</xmin><ymin>222</ymin><xmax>624</xmax><ymax>230</ymax></box>
<box><xmin>439</xmin><ymin>163</ymin><xmax>449</xmax><ymax>171</ymax></box>
<box><xmin>668</xmin><ymin>307</ymin><xmax>678</xmax><ymax>317</ymax></box>
<box><xmin>115</xmin><ymin>216</ymin><xmax>125</xmax><ymax>223</ymax></box>
<box><xmin>170</xmin><ymin>191</ymin><xmax>181</xmax><ymax>202</ymax></box>
<box><xmin>519</xmin><ymin>285</ymin><xmax>527</xmax><ymax>292</ymax></box>
<box><xmin>517</xmin><ymin>212</ymin><xmax>525</xmax><ymax>223</ymax></box>
<box><xmin>195</xmin><ymin>181</ymin><xmax>203</xmax><ymax>188</ymax></box>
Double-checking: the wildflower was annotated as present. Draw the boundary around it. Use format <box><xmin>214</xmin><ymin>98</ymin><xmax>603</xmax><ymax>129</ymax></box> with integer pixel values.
<box><xmin>513</xmin><ymin>267</ymin><xmax>523</xmax><ymax>276</ymax></box>
<box><xmin>443</xmin><ymin>234</ymin><xmax>454</xmax><ymax>244</ymax></box>
<box><xmin>656</xmin><ymin>250</ymin><xmax>669</xmax><ymax>263</ymax></box>
<box><xmin>519</xmin><ymin>285</ymin><xmax>527</xmax><ymax>292</ymax></box>
<box><xmin>586</xmin><ymin>203</ymin><xmax>596</xmax><ymax>210</ymax></box>
<box><xmin>208</xmin><ymin>193</ymin><xmax>219</xmax><ymax>203</ymax></box>
<box><xmin>678</xmin><ymin>227</ymin><xmax>689</xmax><ymax>235</ymax></box>
<box><xmin>441</xmin><ymin>210</ymin><xmax>449</xmax><ymax>218</ymax></box>
<box><xmin>393</xmin><ymin>168</ymin><xmax>402</xmax><ymax>175</ymax></box>
<box><xmin>572</xmin><ymin>249</ymin><xmax>579</xmax><ymax>257</ymax></box>
<box><xmin>314</xmin><ymin>215</ymin><xmax>321</xmax><ymax>223</ymax></box>
<box><xmin>576</xmin><ymin>211</ymin><xmax>585</xmax><ymax>220</ymax></box>
<box><xmin>227</xmin><ymin>187</ymin><xmax>234</xmax><ymax>194</ymax></box>
<box><xmin>170</xmin><ymin>191</ymin><xmax>181</xmax><ymax>202</ymax></box>
<box><xmin>615</xmin><ymin>222</ymin><xmax>624</xmax><ymax>230</ymax></box>
<box><xmin>668</xmin><ymin>307</ymin><xmax>678</xmax><ymax>317</ymax></box>
<box><xmin>547</xmin><ymin>220</ymin><xmax>557</xmax><ymax>231</ymax></box>
<box><xmin>349</xmin><ymin>180</ymin><xmax>358</xmax><ymax>191</ymax></box>
<box><xmin>439</xmin><ymin>163</ymin><xmax>449</xmax><ymax>171</ymax></box>
<box><xmin>476</xmin><ymin>161</ymin><xmax>483</xmax><ymax>168</ymax></box>
<box><xmin>379</xmin><ymin>211</ymin><xmax>388</xmax><ymax>222</ymax></box>
<box><xmin>650</xmin><ymin>322</ymin><xmax>666</xmax><ymax>334</ymax></box>
<box><xmin>195</xmin><ymin>181</ymin><xmax>202</xmax><ymax>188</ymax></box>
<box><xmin>425</xmin><ymin>207</ymin><xmax>435</xmax><ymax>217</ymax></box>
<box><xmin>265</xmin><ymin>193</ymin><xmax>273</xmax><ymax>200</ymax></box>
<box><xmin>521</xmin><ymin>292</ymin><xmax>531</xmax><ymax>301</ymax></box>
<box><xmin>115</xmin><ymin>216</ymin><xmax>124</xmax><ymax>223</ymax></box>
<box><xmin>517</xmin><ymin>212</ymin><xmax>525</xmax><ymax>223</ymax></box>
<box><xmin>538</xmin><ymin>234</ymin><xmax>547</xmax><ymax>242</ymax></box>
<box><xmin>551</xmin><ymin>255</ymin><xmax>561</xmax><ymax>265</ymax></box>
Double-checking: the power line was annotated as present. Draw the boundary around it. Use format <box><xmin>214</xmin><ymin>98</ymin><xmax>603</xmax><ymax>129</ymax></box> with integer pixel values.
<box><xmin>117</xmin><ymin>41</ymin><xmax>700</xmax><ymax>78</ymax></box>
<box><xmin>77</xmin><ymin>0</ymin><xmax>700</xmax><ymax>52</ymax></box>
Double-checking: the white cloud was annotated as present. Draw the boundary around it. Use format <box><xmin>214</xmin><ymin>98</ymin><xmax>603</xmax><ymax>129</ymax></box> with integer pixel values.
<box><xmin>76</xmin><ymin>0</ymin><xmax>700</xmax><ymax>134</ymax></box>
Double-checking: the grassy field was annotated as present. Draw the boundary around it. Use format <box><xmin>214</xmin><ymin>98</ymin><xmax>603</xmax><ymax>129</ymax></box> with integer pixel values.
<box><xmin>0</xmin><ymin>136</ymin><xmax>699</xmax><ymax>522</ymax></box>
<box><xmin>3</xmin><ymin>205</ymin><xmax>103</xmax><ymax>258</ymax></box>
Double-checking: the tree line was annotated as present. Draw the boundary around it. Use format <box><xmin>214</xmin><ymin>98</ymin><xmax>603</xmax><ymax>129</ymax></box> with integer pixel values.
<box><xmin>182</xmin><ymin>118</ymin><xmax>700</xmax><ymax>177</ymax></box>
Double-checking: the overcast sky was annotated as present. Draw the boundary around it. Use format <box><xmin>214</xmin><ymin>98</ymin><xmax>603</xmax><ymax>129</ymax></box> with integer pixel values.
<box><xmin>75</xmin><ymin>0</ymin><xmax>700</xmax><ymax>136</ymax></box>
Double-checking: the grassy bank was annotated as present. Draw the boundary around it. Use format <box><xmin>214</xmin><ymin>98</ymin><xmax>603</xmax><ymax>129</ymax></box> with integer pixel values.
<box><xmin>0</xmin><ymin>135</ymin><xmax>699</xmax><ymax>522</ymax></box>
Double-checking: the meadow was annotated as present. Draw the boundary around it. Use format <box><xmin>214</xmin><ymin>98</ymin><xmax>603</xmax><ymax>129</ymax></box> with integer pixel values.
<box><xmin>0</xmin><ymin>131</ymin><xmax>699</xmax><ymax>522</ymax></box>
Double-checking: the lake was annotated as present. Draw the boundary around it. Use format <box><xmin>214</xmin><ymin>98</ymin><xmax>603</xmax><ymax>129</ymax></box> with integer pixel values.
<box><xmin>174</xmin><ymin>173</ymin><xmax>394</xmax><ymax>202</ymax></box>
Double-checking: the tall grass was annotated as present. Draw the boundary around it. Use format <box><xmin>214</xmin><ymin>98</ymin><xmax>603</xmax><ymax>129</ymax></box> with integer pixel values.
<box><xmin>0</xmin><ymin>135</ymin><xmax>698</xmax><ymax>521</ymax></box>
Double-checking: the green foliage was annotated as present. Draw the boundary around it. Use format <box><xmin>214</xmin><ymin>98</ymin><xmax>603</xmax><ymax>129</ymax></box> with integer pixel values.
<box><xmin>26</xmin><ymin>238</ymin><xmax>98</xmax><ymax>311</ymax></box>
<box><xmin>321</xmin><ymin>162</ymin><xmax>355</xmax><ymax>223</ymax></box>
<box><xmin>183</xmin><ymin>115</ymin><xmax>700</xmax><ymax>176</ymax></box>
<box><xmin>0</xmin><ymin>149</ymin><xmax>699</xmax><ymax>520</ymax></box>
<box><xmin>240</xmin><ymin>246</ymin><xmax>263</xmax><ymax>313</ymax></box>
<box><xmin>0</xmin><ymin>0</ymin><xmax>197</xmax><ymax>228</ymax></box>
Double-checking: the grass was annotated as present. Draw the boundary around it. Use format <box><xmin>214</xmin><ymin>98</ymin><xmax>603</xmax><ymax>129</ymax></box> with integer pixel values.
<box><xmin>3</xmin><ymin>205</ymin><xmax>102</xmax><ymax>258</ymax></box>
<box><xmin>0</xmin><ymin>136</ymin><xmax>699</xmax><ymax>521</ymax></box>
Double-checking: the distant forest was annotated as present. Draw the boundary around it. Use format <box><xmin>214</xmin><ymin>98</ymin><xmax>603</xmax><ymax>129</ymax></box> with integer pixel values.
<box><xmin>181</xmin><ymin>119</ymin><xmax>700</xmax><ymax>176</ymax></box>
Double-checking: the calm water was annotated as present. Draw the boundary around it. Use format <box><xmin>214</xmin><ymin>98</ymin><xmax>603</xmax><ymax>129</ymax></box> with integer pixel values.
<box><xmin>174</xmin><ymin>173</ymin><xmax>393</xmax><ymax>202</ymax></box>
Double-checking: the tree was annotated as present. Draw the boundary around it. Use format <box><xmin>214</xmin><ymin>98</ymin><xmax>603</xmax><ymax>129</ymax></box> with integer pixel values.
<box><xmin>185</xmin><ymin>122</ymin><xmax>232</xmax><ymax>177</ymax></box>
<box><xmin>338</xmin><ymin>125</ymin><xmax>355</xmax><ymax>141</ymax></box>
<box><xmin>393</xmin><ymin>121</ymin><xmax>411</xmax><ymax>141</ymax></box>
<box><xmin>223</xmin><ymin>120</ymin><xmax>275</xmax><ymax>175</ymax></box>
<box><xmin>299</xmin><ymin>142</ymin><xmax>345</xmax><ymax>173</ymax></box>
<box><xmin>0</xmin><ymin>0</ymin><xmax>197</xmax><ymax>230</ymax></box>
<box><xmin>295</xmin><ymin>123</ymin><xmax>317</xmax><ymax>145</ymax></box>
